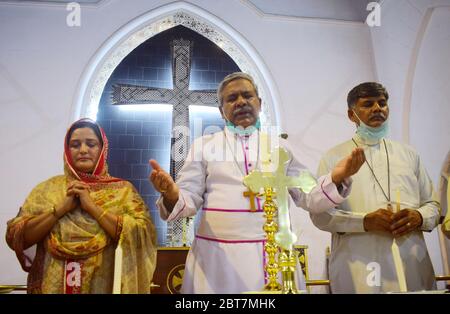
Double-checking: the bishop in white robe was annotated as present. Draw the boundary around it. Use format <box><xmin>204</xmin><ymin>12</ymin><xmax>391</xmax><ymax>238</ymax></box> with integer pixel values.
<box><xmin>149</xmin><ymin>72</ymin><xmax>365</xmax><ymax>293</ymax></box>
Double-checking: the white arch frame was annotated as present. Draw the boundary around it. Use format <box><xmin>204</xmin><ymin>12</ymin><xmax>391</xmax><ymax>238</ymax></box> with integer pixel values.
<box><xmin>71</xmin><ymin>1</ymin><xmax>281</xmax><ymax>130</ymax></box>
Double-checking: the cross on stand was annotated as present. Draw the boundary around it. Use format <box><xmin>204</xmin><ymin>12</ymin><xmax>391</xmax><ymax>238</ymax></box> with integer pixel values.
<box><xmin>112</xmin><ymin>38</ymin><xmax>218</xmax><ymax>247</ymax></box>
<box><xmin>244</xmin><ymin>147</ymin><xmax>308</xmax><ymax>250</ymax></box>
<box><xmin>243</xmin><ymin>147</ymin><xmax>318</xmax><ymax>293</ymax></box>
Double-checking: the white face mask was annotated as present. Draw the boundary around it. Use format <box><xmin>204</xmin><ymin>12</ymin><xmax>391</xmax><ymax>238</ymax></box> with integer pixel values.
<box><xmin>222</xmin><ymin>106</ymin><xmax>260</xmax><ymax>135</ymax></box>
<box><xmin>353</xmin><ymin>110</ymin><xmax>388</xmax><ymax>144</ymax></box>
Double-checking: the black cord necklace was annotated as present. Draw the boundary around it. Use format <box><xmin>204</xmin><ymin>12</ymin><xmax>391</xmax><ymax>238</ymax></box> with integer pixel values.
<box><xmin>352</xmin><ymin>138</ymin><xmax>391</xmax><ymax>203</ymax></box>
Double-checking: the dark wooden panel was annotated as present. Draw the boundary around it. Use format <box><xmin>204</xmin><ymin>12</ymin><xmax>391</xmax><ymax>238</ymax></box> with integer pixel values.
<box><xmin>151</xmin><ymin>247</ymin><xmax>189</xmax><ymax>294</ymax></box>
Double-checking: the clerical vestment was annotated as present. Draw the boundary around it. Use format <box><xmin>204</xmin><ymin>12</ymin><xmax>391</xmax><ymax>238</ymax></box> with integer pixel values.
<box><xmin>157</xmin><ymin>128</ymin><xmax>350</xmax><ymax>294</ymax></box>
<box><xmin>310</xmin><ymin>134</ymin><xmax>440</xmax><ymax>293</ymax></box>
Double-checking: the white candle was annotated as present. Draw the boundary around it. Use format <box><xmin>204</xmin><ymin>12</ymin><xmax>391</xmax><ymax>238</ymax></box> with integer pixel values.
<box><xmin>113</xmin><ymin>243</ymin><xmax>123</xmax><ymax>294</ymax></box>
<box><xmin>260</xmin><ymin>132</ymin><xmax>271</xmax><ymax>172</ymax></box>
<box><xmin>391</xmin><ymin>241</ymin><xmax>407</xmax><ymax>292</ymax></box>
<box><xmin>392</xmin><ymin>189</ymin><xmax>407</xmax><ymax>292</ymax></box>
<box><xmin>396</xmin><ymin>189</ymin><xmax>401</xmax><ymax>213</ymax></box>
<box><xmin>182</xmin><ymin>218</ymin><xmax>187</xmax><ymax>245</ymax></box>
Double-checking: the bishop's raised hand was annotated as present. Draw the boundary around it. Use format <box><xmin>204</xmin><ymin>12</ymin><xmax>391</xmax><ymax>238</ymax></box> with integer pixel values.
<box><xmin>148</xmin><ymin>159</ymin><xmax>179</xmax><ymax>210</ymax></box>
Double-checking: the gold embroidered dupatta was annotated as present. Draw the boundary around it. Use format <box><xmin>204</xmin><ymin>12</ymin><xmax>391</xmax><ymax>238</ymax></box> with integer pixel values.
<box><xmin>6</xmin><ymin>119</ymin><xmax>157</xmax><ymax>293</ymax></box>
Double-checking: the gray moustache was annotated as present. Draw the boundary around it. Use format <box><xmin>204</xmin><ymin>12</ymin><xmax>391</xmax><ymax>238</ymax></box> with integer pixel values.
<box><xmin>370</xmin><ymin>114</ymin><xmax>386</xmax><ymax>120</ymax></box>
<box><xmin>233</xmin><ymin>106</ymin><xmax>253</xmax><ymax>116</ymax></box>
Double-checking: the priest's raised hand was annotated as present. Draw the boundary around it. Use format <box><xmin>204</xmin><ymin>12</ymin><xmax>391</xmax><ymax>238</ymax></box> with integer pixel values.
<box><xmin>149</xmin><ymin>159</ymin><xmax>179</xmax><ymax>212</ymax></box>
<box><xmin>331</xmin><ymin>147</ymin><xmax>366</xmax><ymax>185</ymax></box>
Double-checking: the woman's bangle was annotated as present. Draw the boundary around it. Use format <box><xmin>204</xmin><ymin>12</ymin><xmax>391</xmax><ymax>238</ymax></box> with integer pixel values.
<box><xmin>51</xmin><ymin>205</ymin><xmax>60</xmax><ymax>219</ymax></box>
<box><xmin>98</xmin><ymin>209</ymin><xmax>108</xmax><ymax>221</ymax></box>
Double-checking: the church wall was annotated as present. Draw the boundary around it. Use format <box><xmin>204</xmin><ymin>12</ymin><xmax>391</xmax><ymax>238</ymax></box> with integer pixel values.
<box><xmin>370</xmin><ymin>0</ymin><xmax>450</xmax><ymax>289</ymax></box>
<box><xmin>0</xmin><ymin>0</ymin><xmax>378</xmax><ymax>290</ymax></box>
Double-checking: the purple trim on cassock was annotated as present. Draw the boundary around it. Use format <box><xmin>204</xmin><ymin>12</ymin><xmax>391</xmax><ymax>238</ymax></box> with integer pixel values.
<box><xmin>195</xmin><ymin>234</ymin><xmax>266</xmax><ymax>244</ymax></box>
<box><xmin>262</xmin><ymin>240</ymin><xmax>267</xmax><ymax>284</ymax></box>
<box><xmin>202</xmin><ymin>207</ymin><xmax>263</xmax><ymax>213</ymax></box>
<box><xmin>320</xmin><ymin>178</ymin><xmax>338</xmax><ymax>205</ymax></box>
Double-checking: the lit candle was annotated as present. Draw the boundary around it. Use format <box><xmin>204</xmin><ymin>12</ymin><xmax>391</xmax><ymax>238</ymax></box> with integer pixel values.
<box><xmin>392</xmin><ymin>188</ymin><xmax>407</xmax><ymax>292</ymax></box>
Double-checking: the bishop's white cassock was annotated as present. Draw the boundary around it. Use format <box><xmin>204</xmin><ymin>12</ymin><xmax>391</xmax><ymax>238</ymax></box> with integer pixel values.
<box><xmin>157</xmin><ymin>127</ymin><xmax>351</xmax><ymax>293</ymax></box>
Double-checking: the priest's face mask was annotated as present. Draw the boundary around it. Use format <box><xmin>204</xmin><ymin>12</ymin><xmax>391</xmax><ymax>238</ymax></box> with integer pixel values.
<box><xmin>219</xmin><ymin>78</ymin><xmax>262</xmax><ymax>128</ymax></box>
<box><xmin>348</xmin><ymin>95</ymin><xmax>389</xmax><ymax>128</ymax></box>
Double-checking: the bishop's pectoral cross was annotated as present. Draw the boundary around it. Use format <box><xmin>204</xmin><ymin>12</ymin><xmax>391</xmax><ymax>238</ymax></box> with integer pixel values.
<box><xmin>243</xmin><ymin>189</ymin><xmax>259</xmax><ymax>212</ymax></box>
<box><xmin>243</xmin><ymin>147</ymin><xmax>317</xmax><ymax>250</ymax></box>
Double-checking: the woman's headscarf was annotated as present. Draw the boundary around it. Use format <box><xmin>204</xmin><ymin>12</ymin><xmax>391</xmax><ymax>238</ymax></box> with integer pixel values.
<box><xmin>63</xmin><ymin>118</ymin><xmax>122</xmax><ymax>184</ymax></box>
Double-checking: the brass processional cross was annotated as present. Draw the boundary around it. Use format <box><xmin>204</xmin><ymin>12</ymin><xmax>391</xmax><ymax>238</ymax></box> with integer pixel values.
<box><xmin>243</xmin><ymin>147</ymin><xmax>317</xmax><ymax>293</ymax></box>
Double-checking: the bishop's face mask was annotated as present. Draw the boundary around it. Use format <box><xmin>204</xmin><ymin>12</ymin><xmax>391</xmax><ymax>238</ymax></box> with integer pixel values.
<box><xmin>225</xmin><ymin>118</ymin><xmax>261</xmax><ymax>136</ymax></box>
<box><xmin>353</xmin><ymin>110</ymin><xmax>388</xmax><ymax>144</ymax></box>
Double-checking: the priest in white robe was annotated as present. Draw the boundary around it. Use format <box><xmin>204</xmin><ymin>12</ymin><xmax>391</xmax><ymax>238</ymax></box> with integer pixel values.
<box><xmin>311</xmin><ymin>82</ymin><xmax>440</xmax><ymax>293</ymax></box>
<box><xmin>149</xmin><ymin>72</ymin><xmax>365</xmax><ymax>294</ymax></box>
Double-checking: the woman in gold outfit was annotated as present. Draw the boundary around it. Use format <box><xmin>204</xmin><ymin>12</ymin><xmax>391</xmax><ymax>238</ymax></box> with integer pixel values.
<box><xmin>6</xmin><ymin>118</ymin><xmax>157</xmax><ymax>293</ymax></box>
